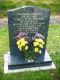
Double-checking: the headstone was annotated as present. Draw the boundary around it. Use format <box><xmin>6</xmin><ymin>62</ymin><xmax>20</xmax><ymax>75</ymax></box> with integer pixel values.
<box><xmin>7</xmin><ymin>6</ymin><xmax>52</xmax><ymax>70</ymax></box>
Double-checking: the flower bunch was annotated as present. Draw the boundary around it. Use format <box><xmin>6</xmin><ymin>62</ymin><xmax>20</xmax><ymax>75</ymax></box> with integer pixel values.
<box><xmin>16</xmin><ymin>32</ymin><xmax>29</xmax><ymax>52</ymax></box>
<box><xmin>16</xmin><ymin>32</ymin><xmax>45</xmax><ymax>60</ymax></box>
<box><xmin>32</xmin><ymin>33</ymin><xmax>45</xmax><ymax>54</ymax></box>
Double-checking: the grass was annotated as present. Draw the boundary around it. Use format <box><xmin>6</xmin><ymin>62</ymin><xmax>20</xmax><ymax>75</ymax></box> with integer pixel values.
<box><xmin>0</xmin><ymin>25</ymin><xmax>60</xmax><ymax>80</ymax></box>
<box><xmin>0</xmin><ymin>0</ymin><xmax>60</xmax><ymax>17</ymax></box>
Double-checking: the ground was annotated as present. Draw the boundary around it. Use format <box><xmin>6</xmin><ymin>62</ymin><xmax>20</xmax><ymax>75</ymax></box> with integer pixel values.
<box><xmin>0</xmin><ymin>25</ymin><xmax>60</xmax><ymax>80</ymax></box>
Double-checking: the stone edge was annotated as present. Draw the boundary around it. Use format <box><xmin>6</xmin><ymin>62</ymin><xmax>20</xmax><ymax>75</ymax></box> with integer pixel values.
<box><xmin>4</xmin><ymin>54</ymin><xmax>56</xmax><ymax>74</ymax></box>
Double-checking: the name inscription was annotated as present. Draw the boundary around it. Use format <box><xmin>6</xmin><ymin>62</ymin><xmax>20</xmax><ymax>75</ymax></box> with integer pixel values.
<box><xmin>12</xmin><ymin>13</ymin><xmax>46</xmax><ymax>33</ymax></box>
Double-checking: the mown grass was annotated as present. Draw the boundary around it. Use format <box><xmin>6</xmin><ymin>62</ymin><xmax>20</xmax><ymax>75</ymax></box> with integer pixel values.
<box><xmin>0</xmin><ymin>0</ymin><xmax>60</xmax><ymax>17</ymax></box>
<box><xmin>0</xmin><ymin>25</ymin><xmax>60</xmax><ymax>80</ymax></box>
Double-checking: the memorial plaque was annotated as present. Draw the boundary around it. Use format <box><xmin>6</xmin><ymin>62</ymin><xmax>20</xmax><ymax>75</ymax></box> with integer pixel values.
<box><xmin>7</xmin><ymin>6</ymin><xmax>52</xmax><ymax>69</ymax></box>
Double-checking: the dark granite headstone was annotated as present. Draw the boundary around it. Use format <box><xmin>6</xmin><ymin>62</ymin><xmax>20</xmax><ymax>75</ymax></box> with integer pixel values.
<box><xmin>7</xmin><ymin>6</ymin><xmax>52</xmax><ymax>69</ymax></box>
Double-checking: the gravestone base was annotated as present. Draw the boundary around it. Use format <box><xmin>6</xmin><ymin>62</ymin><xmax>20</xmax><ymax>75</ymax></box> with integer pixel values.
<box><xmin>4</xmin><ymin>51</ymin><xmax>56</xmax><ymax>73</ymax></box>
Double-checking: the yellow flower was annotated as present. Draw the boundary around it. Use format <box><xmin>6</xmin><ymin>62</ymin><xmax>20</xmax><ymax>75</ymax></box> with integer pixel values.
<box><xmin>34</xmin><ymin>48</ymin><xmax>39</xmax><ymax>53</ymax></box>
<box><xmin>24</xmin><ymin>41</ymin><xmax>28</xmax><ymax>44</ymax></box>
<box><xmin>21</xmin><ymin>42</ymin><xmax>25</xmax><ymax>47</ymax></box>
<box><xmin>16</xmin><ymin>38</ymin><xmax>26</xmax><ymax>45</ymax></box>
<box><xmin>39</xmin><ymin>43</ymin><xmax>43</xmax><ymax>48</ymax></box>
<box><xmin>25</xmin><ymin>45</ymin><xmax>28</xmax><ymax>50</ymax></box>
<box><xmin>18</xmin><ymin>45</ymin><xmax>22</xmax><ymax>51</ymax></box>
<box><xmin>19</xmin><ymin>38</ymin><xmax>25</xmax><ymax>42</ymax></box>
<box><xmin>33</xmin><ymin>41</ymin><xmax>39</xmax><ymax>46</ymax></box>
<box><xmin>21</xmin><ymin>41</ymin><xmax>28</xmax><ymax>47</ymax></box>
<box><xmin>16</xmin><ymin>39</ymin><xmax>21</xmax><ymax>45</ymax></box>
<box><xmin>35</xmin><ymin>39</ymin><xmax>45</xmax><ymax>45</ymax></box>
<box><xmin>39</xmin><ymin>50</ymin><xmax>42</xmax><ymax>54</ymax></box>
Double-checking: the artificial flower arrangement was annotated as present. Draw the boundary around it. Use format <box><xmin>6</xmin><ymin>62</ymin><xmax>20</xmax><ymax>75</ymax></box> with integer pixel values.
<box><xmin>16</xmin><ymin>32</ymin><xmax>45</xmax><ymax>61</ymax></box>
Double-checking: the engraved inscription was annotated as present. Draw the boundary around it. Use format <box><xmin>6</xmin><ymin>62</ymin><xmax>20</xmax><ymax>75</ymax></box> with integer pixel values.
<box><xmin>12</xmin><ymin>13</ymin><xmax>46</xmax><ymax>34</ymax></box>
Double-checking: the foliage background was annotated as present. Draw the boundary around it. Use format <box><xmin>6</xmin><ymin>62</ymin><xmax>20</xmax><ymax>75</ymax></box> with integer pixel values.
<box><xmin>0</xmin><ymin>0</ymin><xmax>60</xmax><ymax>17</ymax></box>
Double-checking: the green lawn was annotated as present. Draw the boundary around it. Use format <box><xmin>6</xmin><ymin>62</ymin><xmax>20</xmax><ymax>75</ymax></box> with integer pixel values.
<box><xmin>0</xmin><ymin>25</ymin><xmax>60</xmax><ymax>80</ymax></box>
<box><xmin>0</xmin><ymin>0</ymin><xmax>60</xmax><ymax>17</ymax></box>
